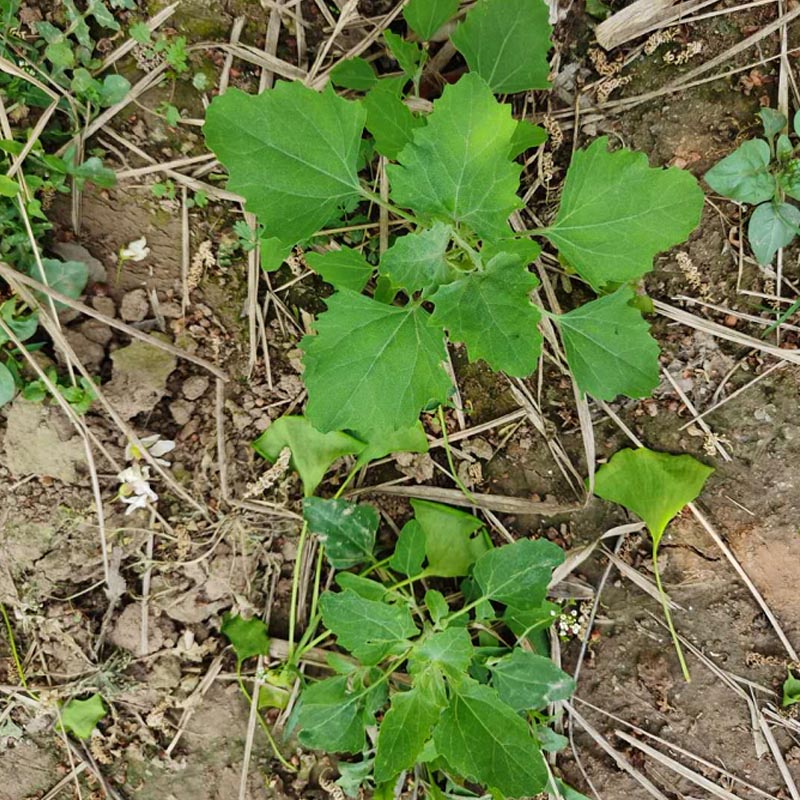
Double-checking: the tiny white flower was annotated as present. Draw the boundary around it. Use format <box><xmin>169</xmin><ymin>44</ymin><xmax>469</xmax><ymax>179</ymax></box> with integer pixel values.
<box><xmin>120</xmin><ymin>237</ymin><xmax>150</xmax><ymax>262</ymax></box>
<box><xmin>125</xmin><ymin>434</ymin><xmax>175</xmax><ymax>466</ymax></box>
<box><xmin>117</xmin><ymin>464</ymin><xmax>158</xmax><ymax>515</ymax></box>
<box><xmin>120</xmin><ymin>493</ymin><xmax>150</xmax><ymax>515</ymax></box>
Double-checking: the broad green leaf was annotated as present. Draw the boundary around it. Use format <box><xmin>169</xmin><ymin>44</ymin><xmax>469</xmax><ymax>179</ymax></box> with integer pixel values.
<box><xmin>100</xmin><ymin>74</ymin><xmax>131</xmax><ymax>106</ymax></box>
<box><xmin>363</xmin><ymin>78</ymin><xmax>425</xmax><ymax>160</ymax></box>
<box><xmin>704</xmin><ymin>139</ymin><xmax>775</xmax><ymax>204</ymax></box>
<box><xmin>388</xmin><ymin>74</ymin><xmax>521</xmax><ymax>239</ymax></box>
<box><xmin>410</xmin><ymin>628</ymin><xmax>474</xmax><ymax>680</ymax></box>
<box><xmin>0</xmin><ymin>175</ymin><xmax>19</xmax><ymax>197</ymax></box>
<box><xmin>330</xmin><ymin>57</ymin><xmax>378</xmax><ymax>91</ymax></box>
<box><xmin>451</xmin><ymin>0</ymin><xmax>552</xmax><ymax>93</ymax></box>
<box><xmin>252</xmin><ymin>415</ymin><xmax>365</xmax><ymax>496</ymax></box>
<box><xmin>354</xmin><ymin>421</ymin><xmax>429</xmax><ymax>468</ymax></box>
<box><xmin>782</xmin><ymin>670</ymin><xmax>800</xmax><ymax>707</ymax></box>
<box><xmin>0</xmin><ymin>300</ymin><xmax>37</xmax><ymax>342</ymax></box>
<box><xmin>557</xmin><ymin>287</ymin><xmax>660</xmax><ymax>400</ymax></box>
<box><xmin>509</xmin><ymin>120</ymin><xmax>548</xmax><ymax>158</ymax></box>
<box><xmin>430</xmin><ymin>252</ymin><xmax>542</xmax><ymax>376</ymax></box>
<box><xmin>303</xmin><ymin>498</ymin><xmax>379</xmax><ymax>569</ymax></box>
<box><xmin>503</xmin><ymin>600</ymin><xmax>560</xmax><ymax>650</ymax></box>
<box><xmin>374</xmin><ymin>687</ymin><xmax>442</xmax><ymax>782</ymax></box>
<box><xmin>390</xmin><ymin>519</ymin><xmax>427</xmax><ymax>577</ymax></box>
<box><xmin>489</xmin><ymin>650</ymin><xmax>575</xmax><ymax>711</ymax></box>
<box><xmin>305</xmin><ymin>247</ymin><xmax>372</xmax><ymax>292</ymax></box>
<box><xmin>61</xmin><ymin>694</ymin><xmax>106</xmax><ymax>739</ymax></box>
<box><xmin>593</xmin><ymin>447</ymin><xmax>714</xmax><ymax>546</ymax></box>
<box><xmin>220</xmin><ymin>613</ymin><xmax>270</xmax><ymax>663</ymax></box>
<box><xmin>29</xmin><ymin>259</ymin><xmax>89</xmax><ymax>309</ymax></box>
<box><xmin>424</xmin><ymin>590</ymin><xmax>450</xmax><ymax>624</ymax></box>
<box><xmin>545</xmin><ymin>137</ymin><xmax>704</xmax><ymax>287</ymax></box>
<box><xmin>320</xmin><ymin>588</ymin><xmax>419</xmax><ymax>663</ymax></box>
<box><xmin>748</xmin><ymin>201</ymin><xmax>800</xmax><ymax>265</ymax></box>
<box><xmin>46</xmin><ymin>40</ymin><xmax>74</xmax><ymax>68</ymax></box>
<box><xmin>298</xmin><ymin>675</ymin><xmax>375</xmax><ymax>753</ymax></box>
<box><xmin>473</xmin><ymin>538</ymin><xmax>564</xmax><ymax>609</ymax></box>
<box><xmin>204</xmin><ymin>84</ymin><xmax>365</xmax><ymax>244</ymax></box>
<box><xmin>404</xmin><ymin>0</ymin><xmax>459</xmax><ymax>39</ymax></box>
<box><xmin>302</xmin><ymin>292</ymin><xmax>452</xmax><ymax>436</ymax></box>
<box><xmin>433</xmin><ymin>680</ymin><xmax>548</xmax><ymax>797</ymax></box>
<box><xmin>336</xmin><ymin>572</ymin><xmax>387</xmax><ymax>601</ymax></box>
<box><xmin>483</xmin><ymin>236</ymin><xmax>542</xmax><ymax>266</ymax></box>
<box><xmin>0</xmin><ymin>363</ymin><xmax>16</xmax><ymax>407</ymax></box>
<box><xmin>260</xmin><ymin>236</ymin><xmax>293</xmax><ymax>272</ymax></box>
<box><xmin>384</xmin><ymin>31</ymin><xmax>426</xmax><ymax>80</ymax></box>
<box><xmin>379</xmin><ymin>222</ymin><xmax>454</xmax><ymax>295</ymax></box>
<box><xmin>759</xmin><ymin>107</ymin><xmax>786</xmax><ymax>139</ymax></box>
<box><xmin>412</xmin><ymin>498</ymin><xmax>491</xmax><ymax>577</ymax></box>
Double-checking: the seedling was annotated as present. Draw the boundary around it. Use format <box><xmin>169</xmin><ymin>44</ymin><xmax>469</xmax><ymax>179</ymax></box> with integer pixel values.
<box><xmin>705</xmin><ymin>107</ymin><xmax>800</xmax><ymax>265</ymax></box>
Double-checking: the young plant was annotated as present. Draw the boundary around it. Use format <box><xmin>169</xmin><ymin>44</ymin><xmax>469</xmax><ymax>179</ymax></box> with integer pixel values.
<box><xmin>705</xmin><ymin>107</ymin><xmax>800</xmax><ymax>265</ymax></box>
<box><xmin>593</xmin><ymin>447</ymin><xmax>714</xmax><ymax>681</ymax></box>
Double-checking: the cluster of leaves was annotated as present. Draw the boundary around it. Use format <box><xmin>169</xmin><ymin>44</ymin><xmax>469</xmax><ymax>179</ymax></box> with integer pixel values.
<box><xmin>206</xmin><ymin>0</ymin><xmax>704</xmax><ymax>441</ymax></box>
<box><xmin>705</xmin><ymin>107</ymin><xmax>800</xmax><ymax>265</ymax></box>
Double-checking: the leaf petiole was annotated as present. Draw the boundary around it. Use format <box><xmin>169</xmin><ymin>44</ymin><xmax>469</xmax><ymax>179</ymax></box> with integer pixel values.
<box><xmin>651</xmin><ymin>545</ymin><xmax>691</xmax><ymax>682</ymax></box>
<box><xmin>287</xmin><ymin>520</ymin><xmax>309</xmax><ymax>664</ymax></box>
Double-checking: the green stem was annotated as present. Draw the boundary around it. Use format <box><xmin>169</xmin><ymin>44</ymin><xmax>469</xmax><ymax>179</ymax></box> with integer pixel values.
<box><xmin>762</xmin><ymin>295</ymin><xmax>800</xmax><ymax>338</ymax></box>
<box><xmin>1</xmin><ymin>602</ymin><xmax>36</xmax><ymax>700</ymax></box>
<box><xmin>359</xmin><ymin>186</ymin><xmax>418</xmax><ymax>225</ymax></box>
<box><xmin>437</xmin><ymin>405</ymin><xmax>479</xmax><ymax>506</ymax></box>
<box><xmin>287</xmin><ymin>520</ymin><xmax>309</xmax><ymax>664</ymax></box>
<box><xmin>334</xmin><ymin>463</ymin><xmax>360</xmax><ymax>499</ymax></box>
<box><xmin>651</xmin><ymin>545</ymin><xmax>691</xmax><ymax>682</ymax></box>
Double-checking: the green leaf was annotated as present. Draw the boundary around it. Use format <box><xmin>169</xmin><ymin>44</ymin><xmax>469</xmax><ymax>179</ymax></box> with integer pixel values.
<box><xmin>388</xmin><ymin>74</ymin><xmax>521</xmax><ymax>239</ymax></box>
<box><xmin>130</xmin><ymin>21</ymin><xmax>151</xmax><ymax>43</ymax></box>
<box><xmin>451</xmin><ymin>0</ymin><xmax>552</xmax><ymax>93</ymax></box>
<box><xmin>0</xmin><ymin>363</ymin><xmax>16</xmax><ymax>407</ymax></box>
<box><xmin>759</xmin><ymin>107</ymin><xmax>786</xmax><ymax>139</ymax></box>
<box><xmin>363</xmin><ymin>78</ymin><xmax>425</xmax><ymax>160</ymax></box>
<box><xmin>320</xmin><ymin>588</ymin><xmax>419</xmax><ymax>663</ymax></box>
<box><xmin>433</xmin><ymin>680</ymin><xmax>547</xmax><ymax>797</ymax></box>
<box><xmin>704</xmin><ymin>139</ymin><xmax>775</xmax><ymax>204</ymax></box>
<box><xmin>306</xmin><ymin>247</ymin><xmax>373</xmax><ymax>292</ymax></box>
<box><xmin>375</xmin><ymin>687</ymin><xmax>442</xmax><ymax>782</ymax></box>
<box><xmin>748</xmin><ymin>201</ymin><xmax>800</xmax><ymax>265</ymax></box>
<box><xmin>412</xmin><ymin>498</ymin><xmax>491</xmax><ymax>577</ymax></box>
<box><xmin>379</xmin><ymin>222</ymin><xmax>454</xmax><ymax>295</ymax></box>
<box><xmin>473</xmin><ymin>538</ymin><xmax>564</xmax><ymax>609</ymax></box>
<box><xmin>29</xmin><ymin>259</ymin><xmax>89</xmax><ymax>309</ymax></box>
<box><xmin>553</xmin><ymin>779</ymin><xmax>592</xmax><ymax>800</ymax></box>
<box><xmin>424</xmin><ymin>590</ymin><xmax>450</xmax><ymax>624</ymax></box>
<box><xmin>61</xmin><ymin>694</ymin><xmax>106</xmax><ymax>739</ymax></box>
<box><xmin>777</xmin><ymin>135</ymin><xmax>793</xmax><ymax>161</ymax></box>
<box><xmin>354</xmin><ymin>421</ymin><xmax>429</xmax><ymax>468</ymax></box>
<box><xmin>390</xmin><ymin>519</ymin><xmax>427</xmax><ymax>577</ymax></box>
<box><xmin>252</xmin><ymin>415</ymin><xmax>365</xmax><ymax>496</ymax></box>
<box><xmin>593</xmin><ymin>447</ymin><xmax>714</xmax><ymax>546</ymax></box>
<box><xmin>0</xmin><ymin>300</ymin><xmax>38</xmax><ymax>343</ymax></box>
<box><xmin>431</xmin><ymin>252</ymin><xmax>542</xmax><ymax>377</ymax></box>
<box><xmin>782</xmin><ymin>670</ymin><xmax>800</xmax><ymax>707</ymax></box>
<box><xmin>384</xmin><ymin>31</ymin><xmax>426</xmax><ymax>80</ymax></box>
<box><xmin>489</xmin><ymin>650</ymin><xmax>575</xmax><ymax>711</ymax></box>
<box><xmin>298</xmin><ymin>675</ymin><xmax>376</xmax><ymax>753</ymax></box>
<box><xmin>220</xmin><ymin>613</ymin><xmax>270</xmax><ymax>663</ymax></box>
<box><xmin>557</xmin><ymin>287</ymin><xmax>660</xmax><ymax>400</ymax></box>
<box><xmin>410</xmin><ymin>628</ymin><xmax>474</xmax><ymax>680</ymax></box>
<box><xmin>509</xmin><ymin>120</ymin><xmax>547</xmax><ymax>158</ymax></box>
<box><xmin>336</xmin><ymin>572</ymin><xmax>387</xmax><ymax>601</ymax></box>
<box><xmin>260</xmin><ymin>237</ymin><xmax>293</xmax><ymax>272</ymax></box>
<box><xmin>330</xmin><ymin>57</ymin><xmax>377</xmax><ymax>91</ymax></box>
<box><xmin>72</xmin><ymin>157</ymin><xmax>117</xmax><ymax>189</ymax></box>
<box><xmin>204</xmin><ymin>84</ymin><xmax>365</xmax><ymax>245</ymax></box>
<box><xmin>404</xmin><ymin>0</ymin><xmax>459</xmax><ymax>39</ymax></box>
<box><xmin>336</xmin><ymin>760</ymin><xmax>374</xmax><ymax>797</ymax></box>
<box><xmin>538</xmin><ymin>728</ymin><xmax>569</xmax><ymax>752</ymax></box>
<box><xmin>46</xmin><ymin>40</ymin><xmax>74</xmax><ymax>68</ymax></box>
<box><xmin>545</xmin><ymin>137</ymin><xmax>704</xmax><ymax>288</ymax></box>
<box><xmin>302</xmin><ymin>292</ymin><xmax>452</xmax><ymax>437</ymax></box>
<box><xmin>794</xmin><ymin>110</ymin><xmax>800</xmax><ymax>138</ymax></box>
<box><xmin>303</xmin><ymin>498</ymin><xmax>379</xmax><ymax>569</ymax></box>
<box><xmin>100</xmin><ymin>74</ymin><xmax>131</xmax><ymax>106</ymax></box>
<box><xmin>0</xmin><ymin>175</ymin><xmax>19</xmax><ymax>197</ymax></box>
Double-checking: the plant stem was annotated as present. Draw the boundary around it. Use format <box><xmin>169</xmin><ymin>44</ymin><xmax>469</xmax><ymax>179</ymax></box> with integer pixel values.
<box><xmin>287</xmin><ymin>520</ymin><xmax>309</xmax><ymax>664</ymax></box>
<box><xmin>437</xmin><ymin>405</ymin><xmax>479</xmax><ymax>506</ymax></box>
<box><xmin>359</xmin><ymin>186</ymin><xmax>417</xmax><ymax>225</ymax></box>
<box><xmin>334</xmin><ymin>463</ymin><xmax>360</xmax><ymax>499</ymax></box>
<box><xmin>651</xmin><ymin>546</ymin><xmax>691</xmax><ymax>682</ymax></box>
<box><xmin>0</xmin><ymin>602</ymin><xmax>36</xmax><ymax>700</ymax></box>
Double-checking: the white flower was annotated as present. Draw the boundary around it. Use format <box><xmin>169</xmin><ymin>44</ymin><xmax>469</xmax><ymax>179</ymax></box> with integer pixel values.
<box><xmin>117</xmin><ymin>464</ymin><xmax>158</xmax><ymax>515</ymax></box>
<box><xmin>125</xmin><ymin>434</ymin><xmax>175</xmax><ymax>466</ymax></box>
<box><xmin>120</xmin><ymin>237</ymin><xmax>150</xmax><ymax>262</ymax></box>
<box><xmin>119</xmin><ymin>493</ymin><xmax>150</xmax><ymax>515</ymax></box>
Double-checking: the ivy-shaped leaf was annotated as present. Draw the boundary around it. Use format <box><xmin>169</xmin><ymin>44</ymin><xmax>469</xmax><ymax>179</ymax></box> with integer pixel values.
<box><xmin>379</xmin><ymin>222</ymin><xmax>454</xmax><ymax>295</ymax></box>
<box><xmin>303</xmin><ymin>498</ymin><xmax>379</xmax><ymax>569</ymax></box>
<box><xmin>220</xmin><ymin>613</ymin><xmax>270</xmax><ymax>663</ymax></box>
<box><xmin>431</xmin><ymin>252</ymin><xmax>542</xmax><ymax>377</ymax></box>
<box><xmin>433</xmin><ymin>680</ymin><xmax>548</xmax><ymax>797</ymax></box>
<box><xmin>404</xmin><ymin>0</ymin><xmax>459</xmax><ymax>39</ymax></box>
<box><xmin>204</xmin><ymin>83</ymin><xmax>365</xmax><ymax>244</ymax></box>
<box><xmin>556</xmin><ymin>287</ymin><xmax>660</xmax><ymax>400</ymax></box>
<box><xmin>61</xmin><ymin>694</ymin><xmax>106</xmax><ymax>739</ymax></box>
<box><xmin>593</xmin><ymin>447</ymin><xmax>713</xmax><ymax>547</ymax></box>
<box><xmin>252</xmin><ymin>415</ymin><xmax>365</xmax><ymax>496</ymax></box>
<box><xmin>305</xmin><ymin>246</ymin><xmax>373</xmax><ymax>292</ymax></box>
<box><xmin>489</xmin><ymin>650</ymin><xmax>575</xmax><ymax>711</ymax></box>
<box><xmin>388</xmin><ymin>74</ymin><xmax>521</xmax><ymax>238</ymax></box>
<box><xmin>452</xmin><ymin>0</ymin><xmax>552</xmax><ymax>93</ymax></box>
<box><xmin>748</xmin><ymin>201</ymin><xmax>800</xmax><ymax>265</ymax></box>
<box><xmin>544</xmin><ymin>137</ymin><xmax>704</xmax><ymax>288</ymax></box>
<box><xmin>704</xmin><ymin>139</ymin><xmax>775</xmax><ymax>204</ymax></box>
<box><xmin>302</xmin><ymin>292</ymin><xmax>452</xmax><ymax>436</ymax></box>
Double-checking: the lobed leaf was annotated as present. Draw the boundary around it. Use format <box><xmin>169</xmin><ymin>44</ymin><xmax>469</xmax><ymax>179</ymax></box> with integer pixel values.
<box><xmin>302</xmin><ymin>292</ymin><xmax>452</xmax><ymax>437</ymax></box>
<box><xmin>545</xmin><ymin>137</ymin><xmax>704</xmax><ymax>288</ymax></box>
<box><xmin>379</xmin><ymin>222</ymin><xmax>454</xmax><ymax>295</ymax></box>
<box><xmin>303</xmin><ymin>498</ymin><xmax>379</xmax><ymax>569</ymax></box>
<box><xmin>363</xmin><ymin>78</ymin><xmax>425</xmax><ymax>160</ymax></box>
<box><xmin>204</xmin><ymin>83</ymin><xmax>365</xmax><ymax>245</ymax></box>
<box><xmin>61</xmin><ymin>694</ymin><xmax>106</xmax><ymax>739</ymax></box>
<box><xmin>384</xmin><ymin>31</ymin><xmax>426</xmax><ymax>80</ymax></box>
<box><xmin>451</xmin><ymin>0</ymin><xmax>552</xmax><ymax>93</ymax></box>
<box><xmin>220</xmin><ymin>613</ymin><xmax>270</xmax><ymax>663</ymax></box>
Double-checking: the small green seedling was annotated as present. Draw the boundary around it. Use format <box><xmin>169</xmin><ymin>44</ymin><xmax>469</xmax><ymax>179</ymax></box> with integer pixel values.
<box><xmin>594</xmin><ymin>447</ymin><xmax>714</xmax><ymax>681</ymax></box>
<box><xmin>706</xmin><ymin>107</ymin><xmax>800</xmax><ymax>265</ymax></box>
<box><xmin>783</xmin><ymin>669</ymin><xmax>800</xmax><ymax>707</ymax></box>
<box><xmin>60</xmin><ymin>693</ymin><xmax>106</xmax><ymax>739</ymax></box>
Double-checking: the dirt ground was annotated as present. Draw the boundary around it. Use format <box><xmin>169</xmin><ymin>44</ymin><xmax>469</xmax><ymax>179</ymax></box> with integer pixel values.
<box><xmin>2</xmin><ymin>1</ymin><xmax>800</xmax><ymax>799</ymax></box>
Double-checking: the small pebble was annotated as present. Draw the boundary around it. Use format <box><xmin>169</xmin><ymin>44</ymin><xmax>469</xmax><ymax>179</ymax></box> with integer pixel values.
<box><xmin>78</xmin><ymin>318</ymin><xmax>112</xmax><ymax>347</ymax></box>
<box><xmin>724</xmin><ymin>314</ymin><xmax>738</xmax><ymax>328</ymax></box>
<box><xmin>91</xmin><ymin>295</ymin><xmax>116</xmax><ymax>318</ymax></box>
<box><xmin>169</xmin><ymin>399</ymin><xmax>195</xmax><ymax>426</ymax></box>
<box><xmin>120</xmin><ymin>288</ymin><xmax>149</xmax><ymax>322</ymax></box>
<box><xmin>182</xmin><ymin>374</ymin><xmax>209</xmax><ymax>401</ymax></box>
